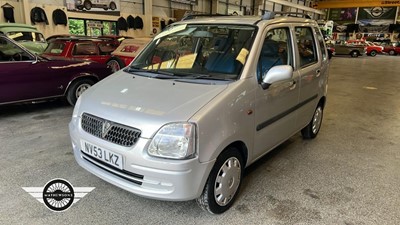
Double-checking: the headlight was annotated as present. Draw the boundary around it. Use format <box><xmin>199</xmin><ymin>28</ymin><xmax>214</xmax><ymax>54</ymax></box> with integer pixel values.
<box><xmin>147</xmin><ymin>123</ymin><xmax>196</xmax><ymax>159</ymax></box>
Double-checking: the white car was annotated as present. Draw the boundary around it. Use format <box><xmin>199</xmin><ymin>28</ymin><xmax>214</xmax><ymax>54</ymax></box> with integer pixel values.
<box><xmin>69</xmin><ymin>12</ymin><xmax>330</xmax><ymax>214</ymax></box>
<box><xmin>75</xmin><ymin>0</ymin><xmax>117</xmax><ymax>11</ymax></box>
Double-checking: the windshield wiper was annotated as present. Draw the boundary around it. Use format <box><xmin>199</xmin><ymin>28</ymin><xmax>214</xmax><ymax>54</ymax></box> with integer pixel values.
<box><xmin>185</xmin><ymin>75</ymin><xmax>231</xmax><ymax>81</ymax></box>
<box><xmin>124</xmin><ymin>67</ymin><xmax>175</xmax><ymax>78</ymax></box>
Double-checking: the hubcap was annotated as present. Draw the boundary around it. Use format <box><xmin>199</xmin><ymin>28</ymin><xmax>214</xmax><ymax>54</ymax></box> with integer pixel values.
<box><xmin>75</xmin><ymin>83</ymin><xmax>91</xmax><ymax>98</ymax></box>
<box><xmin>108</xmin><ymin>60</ymin><xmax>120</xmax><ymax>72</ymax></box>
<box><xmin>312</xmin><ymin>107</ymin><xmax>323</xmax><ymax>134</ymax></box>
<box><xmin>214</xmin><ymin>157</ymin><xmax>241</xmax><ymax>206</ymax></box>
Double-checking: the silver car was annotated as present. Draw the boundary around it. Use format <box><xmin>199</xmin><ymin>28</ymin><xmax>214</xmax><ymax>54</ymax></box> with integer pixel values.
<box><xmin>69</xmin><ymin>13</ymin><xmax>329</xmax><ymax>214</ymax></box>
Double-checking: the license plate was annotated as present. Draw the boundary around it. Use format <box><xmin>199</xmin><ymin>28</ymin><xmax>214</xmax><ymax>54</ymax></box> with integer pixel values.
<box><xmin>81</xmin><ymin>140</ymin><xmax>123</xmax><ymax>170</ymax></box>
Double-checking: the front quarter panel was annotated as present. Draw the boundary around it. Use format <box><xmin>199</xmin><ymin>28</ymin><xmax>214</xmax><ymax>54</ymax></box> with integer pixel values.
<box><xmin>190</xmin><ymin>78</ymin><xmax>256</xmax><ymax>165</ymax></box>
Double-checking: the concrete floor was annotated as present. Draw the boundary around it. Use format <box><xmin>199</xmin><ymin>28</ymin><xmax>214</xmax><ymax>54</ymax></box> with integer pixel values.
<box><xmin>0</xmin><ymin>55</ymin><xmax>399</xmax><ymax>225</ymax></box>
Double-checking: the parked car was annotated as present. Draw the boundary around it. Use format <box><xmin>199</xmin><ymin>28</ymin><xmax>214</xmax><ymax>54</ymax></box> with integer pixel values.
<box><xmin>327</xmin><ymin>45</ymin><xmax>335</xmax><ymax>59</ymax></box>
<box><xmin>98</xmin><ymin>35</ymin><xmax>133</xmax><ymax>44</ymax></box>
<box><xmin>75</xmin><ymin>0</ymin><xmax>117</xmax><ymax>11</ymax></box>
<box><xmin>0</xmin><ymin>34</ymin><xmax>112</xmax><ymax>106</ymax></box>
<box><xmin>46</xmin><ymin>34</ymin><xmax>86</xmax><ymax>42</ymax></box>
<box><xmin>42</xmin><ymin>36</ymin><xmax>119</xmax><ymax>64</ymax></box>
<box><xmin>364</xmin><ymin>41</ymin><xmax>384</xmax><ymax>56</ymax></box>
<box><xmin>69</xmin><ymin>13</ymin><xmax>329</xmax><ymax>214</ymax></box>
<box><xmin>347</xmin><ymin>40</ymin><xmax>383</xmax><ymax>57</ymax></box>
<box><xmin>106</xmin><ymin>37</ymin><xmax>151</xmax><ymax>72</ymax></box>
<box><xmin>0</xmin><ymin>23</ymin><xmax>47</xmax><ymax>54</ymax></box>
<box><xmin>333</xmin><ymin>43</ymin><xmax>365</xmax><ymax>57</ymax></box>
<box><xmin>383</xmin><ymin>42</ymin><xmax>400</xmax><ymax>56</ymax></box>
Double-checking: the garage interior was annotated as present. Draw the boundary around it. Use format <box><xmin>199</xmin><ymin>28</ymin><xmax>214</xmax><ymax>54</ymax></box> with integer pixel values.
<box><xmin>1</xmin><ymin>0</ymin><xmax>400</xmax><ymax>224</ymax></box>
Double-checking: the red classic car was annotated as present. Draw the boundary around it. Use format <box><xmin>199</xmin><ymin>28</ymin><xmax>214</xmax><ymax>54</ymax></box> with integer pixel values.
<box><xmin>0</xmin><ymin>34</ymin><xmax>112</xmax><ymax>106</ymax></box>
<box><xmin>42</xmin><ymin>36</ymin><xmax>119</xmax><ymax>64</ymax></box>
<box><xmin>383</xmin><ymin>42</ymin><xmax>400</xmax><ymax>56</ymax></box>
<box><xmin>106</xmin><ymin>38</ymin><xmax>151</xmax><ymax>72</ymax></box>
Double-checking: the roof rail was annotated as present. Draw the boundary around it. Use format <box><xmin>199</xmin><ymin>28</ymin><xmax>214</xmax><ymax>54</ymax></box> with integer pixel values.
<box><xmin>261</xmin><ymin>10</ymin><xmax>312</xmax><ymax>20</ymax></box>
<box><xmin>274</xmin><ymin>11</ymin><xmax>312</xmax><ymax>19</ymax></box>
<box><xmin>181</xmin><ymin>13</ymin><xmax>231</xmax><ymax>21</ymax></box>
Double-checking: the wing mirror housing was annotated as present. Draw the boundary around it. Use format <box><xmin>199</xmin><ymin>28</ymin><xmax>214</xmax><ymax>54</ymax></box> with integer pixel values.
<box><xmin>261</xmin><ymin>65</ymin><xmax>293</xmax><ymax>90</ymax></box>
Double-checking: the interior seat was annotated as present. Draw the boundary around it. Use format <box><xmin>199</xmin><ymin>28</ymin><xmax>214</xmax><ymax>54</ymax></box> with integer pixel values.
<box><xmin>205</xmin><ymin>36</ymin><xmax>236</xmax><ymax>73</ymax></box>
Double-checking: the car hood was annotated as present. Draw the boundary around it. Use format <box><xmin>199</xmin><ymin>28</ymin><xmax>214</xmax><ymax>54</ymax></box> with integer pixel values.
<box><xmin>77</xmin><ymin>71</ymin><xmax>228</xmax><ymax>138</ymax></box>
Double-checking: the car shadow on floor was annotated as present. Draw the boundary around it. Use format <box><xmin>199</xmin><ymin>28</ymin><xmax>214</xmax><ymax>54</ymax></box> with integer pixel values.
<box><xmin>0</xmin><ymin>99</ymin><xmax>71</xmax><ymax>118</ymax></box>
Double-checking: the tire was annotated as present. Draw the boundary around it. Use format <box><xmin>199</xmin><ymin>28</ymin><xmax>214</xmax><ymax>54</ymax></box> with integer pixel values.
<box><xmin>369</xmin><ymin>50</ymin><xmax>377</xmax><ymax>57</ymax></box>
<box><xmin>83</xmin><ymin>0</ymin><xmax>92</xmax><ymax>10</ymax></box>
<box><xmin>301</xmin><ymin>105</ymin><xmax>323</xmax><ymax>139</ymax></box>
<box><xmin>110</xmin><ymin>2</ymin><xmax>117</xmax><ymax>10</ymax></box>
<box><xmin>350</xmin><ymin>51</ymin><xmax>359</xmax><ymax>58</ymax></box>
<box><xmin>66</xmin><ymin>78</ymin><xmax>95</xmax><ymax>106</ymax></box>
<box><xmin>107</xmin><ymin>57</ymin><xmax>125</xmax><ymax>72</ymax></box>
<box><xmin>389</xmin><ymin>50</ymin><xmax>395</xmax><ymax>56</ymax></box>
<box><xmin>196</xmin><ymin>147</ymin><xmax>244</xmax><ymax>214</ymax></box>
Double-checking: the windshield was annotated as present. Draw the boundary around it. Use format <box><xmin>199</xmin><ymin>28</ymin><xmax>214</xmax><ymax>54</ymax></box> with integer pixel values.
<box><xmin>130</xmin><ymin>24</ymin><xmax>256</xmax><ymax>80</ymax></box>
<box><xmin>44</xmin><ymin>42</ymin><xmax>66</xmax><ymax>55</ymax></box>
<box><xmin>7</xmin><ymin>32</ymin><xmax>46</xmax><ymax>43</ymax></box>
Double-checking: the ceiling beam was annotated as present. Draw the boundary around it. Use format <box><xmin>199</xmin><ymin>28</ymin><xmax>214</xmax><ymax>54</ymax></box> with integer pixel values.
<box><xmin>315</xmin><ymin>0</ymin><xmax>400</xmax><ymax>9</ymax></box>
<box><xmin>266</xmin><ymin>0</ymin><xmax>326</xmax><ymax>14</ymax></box>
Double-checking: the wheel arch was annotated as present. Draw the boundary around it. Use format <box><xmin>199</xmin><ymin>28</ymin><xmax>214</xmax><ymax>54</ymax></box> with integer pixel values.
<box><xmin>222</xmin><ymin>141</ymin><xmax>248</xmax><ymax>167</ymax></box>
<box><xmin>318</xmin><ymin>96</ymin><xmax>326</xmax><ymax>109</ymax></box>
<box><xmin>209</xmin><ymin>140</ymin><xmax>249</xmax><ymax>169</ymax></box>
<box><xmin>64</xmin><ymin>74</ymin><xmax>99</xmax><ymax>96</ymax></box>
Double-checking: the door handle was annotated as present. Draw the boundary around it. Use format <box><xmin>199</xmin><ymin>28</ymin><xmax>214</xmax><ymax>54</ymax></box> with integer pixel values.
<box><xmin>316</xmin><ymin>69</ymin><xmax>321</xmax><ymax>77</ymax></box>
<box><xmin>289</xmin><ymin>80</ymin><xmax>296</xmax><ymax>90</ymax></box>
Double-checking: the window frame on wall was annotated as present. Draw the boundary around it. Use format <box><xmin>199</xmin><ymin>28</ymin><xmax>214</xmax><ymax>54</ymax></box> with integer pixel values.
<box><xmin>68</xmin><ymin>18</ymin><xmax>118</xmax><ymax>36</ymax></box>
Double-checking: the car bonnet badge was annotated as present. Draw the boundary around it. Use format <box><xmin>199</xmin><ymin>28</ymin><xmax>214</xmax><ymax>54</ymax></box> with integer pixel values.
<box><xmin>102</xmin><ymin>121</ymin><xmax>112</xmax><ymax>138</ymax></box>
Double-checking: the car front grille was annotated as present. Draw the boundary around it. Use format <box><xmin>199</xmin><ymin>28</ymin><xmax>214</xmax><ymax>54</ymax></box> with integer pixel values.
<box><xmin>81</xmin><ymin>113</ymin><xmax>141</xmax><ymax>147</ymax></box>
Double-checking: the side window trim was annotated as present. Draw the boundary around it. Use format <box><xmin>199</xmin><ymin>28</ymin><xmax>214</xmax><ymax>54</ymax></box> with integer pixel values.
<box><xmin>314</xmin><ymin>26</ymin><xmax>328</xmax><ymax>62</ymax></box>
<box><xmin>295</xmin><ymin>26</ymin><xmax>318</xmax><ymax>68</ymax></box>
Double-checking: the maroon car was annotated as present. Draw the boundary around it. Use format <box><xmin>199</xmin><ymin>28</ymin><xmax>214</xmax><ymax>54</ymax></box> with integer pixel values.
<box><xmin>0</xmin><ymin>34</ymin><xmax>112</xmax><ymax>106</ymax></box>
<box><xmin>42</xmin><ymin>36</ymin><xmax>119</xmax><ymax>64</ymax></box>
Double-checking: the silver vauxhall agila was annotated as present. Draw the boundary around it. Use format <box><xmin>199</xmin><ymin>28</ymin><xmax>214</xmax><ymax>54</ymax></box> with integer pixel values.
<box><xmin>69</xmin><ymin>12</ymin><xmax>330</xmax><ymax>214</ymax></box>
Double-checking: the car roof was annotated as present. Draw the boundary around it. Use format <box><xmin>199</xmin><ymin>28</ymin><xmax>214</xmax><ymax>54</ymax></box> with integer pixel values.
<box><xmin>0</xmin><ymin>23</ymin><xmax>39</xmax><ymax>33</ymax></box>
<box><xmin>49</xmin><ymin>36</ymin><xmax>116</xmax><ymax>42</ymax></box>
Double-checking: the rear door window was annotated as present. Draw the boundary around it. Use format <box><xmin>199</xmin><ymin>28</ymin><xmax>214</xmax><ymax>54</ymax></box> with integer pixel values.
<box><xmin>295</xmin><ymin>27</ymin><xmax>317</xmax><ymax>67</ymax></box>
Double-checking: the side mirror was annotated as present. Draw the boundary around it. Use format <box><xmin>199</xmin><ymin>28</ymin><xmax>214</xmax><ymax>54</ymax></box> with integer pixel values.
<box><xmin>261</xmin><ymin>65</ymin><xmax>293</xmax><ymax>90</ymax></box>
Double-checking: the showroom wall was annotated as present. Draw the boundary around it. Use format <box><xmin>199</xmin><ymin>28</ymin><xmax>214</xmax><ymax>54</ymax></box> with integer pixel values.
<box><xmin>0</xmin><ymin>0</ymin><xmax>320</xmax><ymax>38</ymax></box>
<box><xmin>0</xmin><ymin>0</ymin><xmax>218</xmax><ymax>38</ymax></box>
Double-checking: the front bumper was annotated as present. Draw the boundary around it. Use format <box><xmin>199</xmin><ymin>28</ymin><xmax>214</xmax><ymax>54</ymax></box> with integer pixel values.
<box><xmin>69</xmin><ymin>117</ymin><xmax>215</xmax><ymax>201</ymax></box>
